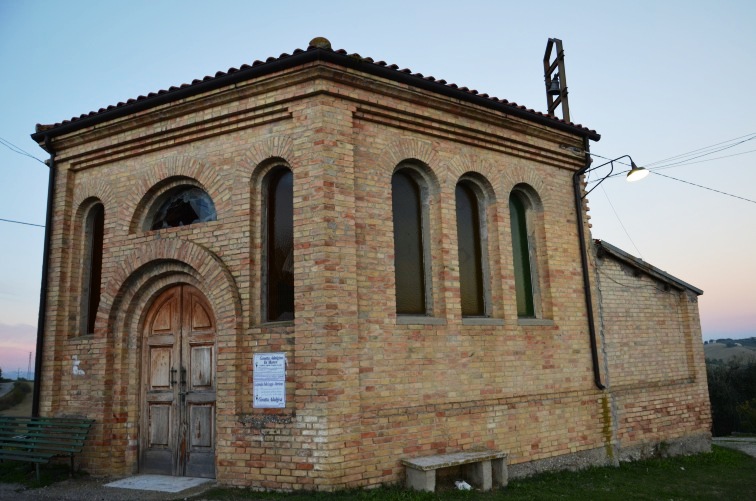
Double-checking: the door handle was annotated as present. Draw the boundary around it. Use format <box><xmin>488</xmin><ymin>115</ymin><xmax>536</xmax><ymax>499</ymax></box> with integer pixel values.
<box><xmin>170</xmin><ymin>368</ymin><xmax>177</xmax><ymax>387</ymax></box>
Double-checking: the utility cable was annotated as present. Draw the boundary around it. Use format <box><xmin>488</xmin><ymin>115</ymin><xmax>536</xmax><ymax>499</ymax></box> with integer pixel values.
<box><xmin>590</xmin><ymin>131</ymin><xmax>756</xmax><ymax>181</ymax></box>
<box><xmin>644</xmin><ymin>132</ymin><xmax>756</xmax><ymax>168</ymax></box>
<box><xmin>650</xmin><ymin>171</ymin><xmax>756</xmax><ymax>205</ymax></box>
<box><xmin>0</xmin><ymin>217</ymin><xmax>45</xmax><ymax>228</ymax></box>
<box><xmin>650</xmin><ymin>148</ymin><xmax>756</xmax><ymax>171</ymax></box>
<box><xmin>647</xmin><ymin>135</ymin><xmax>756</xmax><ymax>170</ymax></box>
<box><xmin>600</xmin><ymin>185</ymin><xmax>643</xmax><ymax>258</ymax></box>
<box><xmin>0</xmin><ymin>137</ymin><xmax>46</xmax><ymax>165</ymax></box>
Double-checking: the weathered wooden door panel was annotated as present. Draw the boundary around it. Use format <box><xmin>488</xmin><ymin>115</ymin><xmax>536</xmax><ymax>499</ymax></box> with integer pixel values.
<box><xmin>141</xmin><ymin>285</ymin><xmax>216</xmax><ymax>478</ymax></box>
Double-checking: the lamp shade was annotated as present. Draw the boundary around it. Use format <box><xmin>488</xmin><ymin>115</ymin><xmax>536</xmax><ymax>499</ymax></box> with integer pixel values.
<box><xmin>626</xmin><ymin>162</ymin><xmax>649</xmax><ymax>182</ymax></box>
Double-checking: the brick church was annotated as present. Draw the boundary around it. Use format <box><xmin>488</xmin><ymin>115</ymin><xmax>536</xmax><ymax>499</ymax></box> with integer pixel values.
<box><xmin>30</xmin><ymin>37</ymin><xmax>710</xmax><ymax>490</ymax></box>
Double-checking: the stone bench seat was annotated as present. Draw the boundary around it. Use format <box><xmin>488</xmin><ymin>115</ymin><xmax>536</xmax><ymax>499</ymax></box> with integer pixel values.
<box><xmin>401</xmin><ymin>450</ymin><xmax>508</xmax><ymax>492</ymax></box>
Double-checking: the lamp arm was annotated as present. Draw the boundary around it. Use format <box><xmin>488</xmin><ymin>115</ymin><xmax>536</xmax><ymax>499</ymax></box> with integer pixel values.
<box><xmin>580</xmin><ymin>154</ymin><xmax>634</xmax><ymax>199</ymax></box>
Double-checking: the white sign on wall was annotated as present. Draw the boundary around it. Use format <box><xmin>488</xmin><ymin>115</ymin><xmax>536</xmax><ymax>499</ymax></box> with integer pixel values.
<box><xmin>253</xmin><ymin>353</ymin><xmax>286</xmax><ymax>408</ymax></box>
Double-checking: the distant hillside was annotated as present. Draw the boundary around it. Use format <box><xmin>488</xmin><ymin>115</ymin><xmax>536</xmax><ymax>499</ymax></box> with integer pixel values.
<box><xmin>704</xmin><ymin>340</ymin><xmax>756</xmax><ymax>363</ymax></box>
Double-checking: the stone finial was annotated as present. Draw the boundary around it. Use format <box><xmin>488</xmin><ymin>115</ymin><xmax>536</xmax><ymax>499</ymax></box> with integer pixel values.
<box><xmin>309</xmin><ymin>37</ymin><xmax>332</xmax><ymax>50</ymax></box>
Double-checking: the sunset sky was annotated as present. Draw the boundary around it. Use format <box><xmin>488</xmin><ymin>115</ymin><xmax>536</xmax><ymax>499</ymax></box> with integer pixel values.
<box><xmin>1</xmin><ymin>0</ymin><xmax>754</xmax><ymax>376</ymax></box>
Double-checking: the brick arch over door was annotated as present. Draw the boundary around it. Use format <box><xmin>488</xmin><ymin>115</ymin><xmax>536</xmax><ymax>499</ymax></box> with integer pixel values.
<box><xmin>98</xmin><ymin>239</ymin><xmax>242</xmax><ymax>475</ymax></box>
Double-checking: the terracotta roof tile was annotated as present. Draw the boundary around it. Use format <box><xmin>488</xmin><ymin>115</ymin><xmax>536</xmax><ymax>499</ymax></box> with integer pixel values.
<box><xmin>34</xmin><ymin>40</ymin><xmax>599</xmax><ymax>140</ymax></box>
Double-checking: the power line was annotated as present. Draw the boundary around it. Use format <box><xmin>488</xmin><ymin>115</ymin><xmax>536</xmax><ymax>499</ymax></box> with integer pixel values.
<box><xmin>590</xmin><ymin>131</ymin><xmax>756</xmax><ymax>181</ymax></box>
<box><xmin>649</xmin><ymin>134</ymin><xmax>756</xmax><ymax>170</ymax></box>
<box><xmin>644</xmin><ymin>132</ymin><xmax>756</xmax><ymax>168</ymax></box>
<box><xmin>0</xmin><ymin>218</ymin><xmax>45</xmax><ymax>228</ymax></box>
<box><xmin>650</xmin><ymin>171</ymin><xmax>756</xmax><ymax>205</ymax></box>
<box><xmin>650</xmin><ymin>148</ymin><xmax>756</xmax><ymax>171</ymax></box>
<box><xmin>600</xmin><ymin>185</ymin><xmax>643</xmax><ymax>258</ymax></box>
<box><xmin>0</xmin><ymin>137</ymin><xmax>46</xmax><ymax>165</ymax></box>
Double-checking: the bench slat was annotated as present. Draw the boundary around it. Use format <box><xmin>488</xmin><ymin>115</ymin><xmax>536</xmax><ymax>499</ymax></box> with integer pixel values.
<box><xmin>402</xmin><ymin>450</ymin><xmax>507</xmax><ymax>471</ymax></box>
<box><xmin>0</xmin><ymin>416</ymin><xmax>94</xmax><ymax>480</ymax></box>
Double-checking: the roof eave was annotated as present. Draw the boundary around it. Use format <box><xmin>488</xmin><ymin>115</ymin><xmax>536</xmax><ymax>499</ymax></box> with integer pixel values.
<box><xmin>595</xmin><ymin>240</ymin><xmax>703</xmax><ymax>295</ymax></box>
<box><xmin>31</xmin><ymin>47</ymin><xmax>600</xmax><ymax>146</ymax></box>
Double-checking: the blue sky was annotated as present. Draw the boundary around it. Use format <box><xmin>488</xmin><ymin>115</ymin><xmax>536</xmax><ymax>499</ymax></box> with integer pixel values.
<box><xmin>1</xmin><ymin>0</ymin><xmax>755</xmax><ymax>375</ymax></box>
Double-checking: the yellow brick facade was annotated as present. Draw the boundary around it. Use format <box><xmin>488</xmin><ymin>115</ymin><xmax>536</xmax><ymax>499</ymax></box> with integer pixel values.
<box><xmin>31</xmin><ymin>44</ymin><xmax>710</xmax><ymax>490</ymax></box>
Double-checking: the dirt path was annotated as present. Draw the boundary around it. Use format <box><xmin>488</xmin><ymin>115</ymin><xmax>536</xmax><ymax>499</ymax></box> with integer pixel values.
<box><xmin>713</xmin><ymin>437</ymin><xmax>756</xmax><ymax>458</ymax></box>
<box><xmin>0</xmin><ymin>384</ymin><xmax>33</xmax><ymax>417</ymax></box>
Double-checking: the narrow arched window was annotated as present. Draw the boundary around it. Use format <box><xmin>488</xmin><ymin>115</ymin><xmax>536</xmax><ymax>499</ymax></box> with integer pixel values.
<box><xmin>509</xmin><ymin>192</ymin><xmax>535</xmax><ymax>317</ymax></box>
<box><xmin>392</xmin><ymin>169</ymin><xmax>428</xmax><ymax>315</ymax></box>
<box><xmin>456</xmin><ymin>181</ymin><xmax>487</xmax><ymax>317</ymax></box>
<box><xmin>150</xmin><ymin>186</ymin><xmax>216</xmax><ymax>230</ymax></box>
<box><xmin>265</xmin><ymin>168</ymin><xmax>294</xmax><ymax>322</ymax></box>
<box><xmin>81</xmin><ymin>203</ymin><xmax>104</xmax><ymax>335</ymax></box>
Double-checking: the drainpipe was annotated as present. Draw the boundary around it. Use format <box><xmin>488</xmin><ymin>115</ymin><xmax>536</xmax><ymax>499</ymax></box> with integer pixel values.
<box><xmin>32</xmin><ymin>135</ymin><xmax>56</xmax><ymax>416</ymax></box>
<box><xmin>572</xmin><ymin>137</ymin><xmax>605</xmax><ymax>390</ymax></box>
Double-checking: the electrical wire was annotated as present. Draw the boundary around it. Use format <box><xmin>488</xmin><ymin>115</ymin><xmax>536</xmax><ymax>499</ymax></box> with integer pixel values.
<box><xmin>644</xmin><ymin>132</ymin><xmax>756</xmax><ymax>168</ymax></box>
<box><xmin>650</xmin><ymin>171</ymin><xmax>756</xmax><ymax>204</ymax></box>
<box><xmin>650</xmin><ymin>148</ymin><xmax>756</xmax><ymax>171</ymax></box>
<box><xmin>0</xmin><ymin>218</ymin><xmax>45</xmax><ymax>228</ymax></box>
<box><xmin>647</xmin><ymin>135</ymin><xmax>756</xmax><ymax>170</ymax></box>
<box><xmin>590</xmin><ymin>131</ymin><xmax>756</xmax><ymax>181</ymax></box>
<box><xmin>0</xmin><ymin>137</ymin><xmax>46</xmax><ymax>165</ymax></box>
<box><xmin>600</xmin><ymin>184</ymin><xmax>643</xmax><ymax>258</ymax></box>
<box><xmin>588</xmin><ymin>132</ymin><xmax>756</xmax><ymax>205</ymax></box>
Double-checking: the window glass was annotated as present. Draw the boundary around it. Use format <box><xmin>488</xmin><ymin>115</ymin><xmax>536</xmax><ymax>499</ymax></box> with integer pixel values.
<box><xmin>150</xmin><ymin>187</ymin><xmax>216</xmax><ymax>230</ymax></box>
<box><xmin>82</xmin><ymin>204</ymin><xmax>104</xmax><ymax>334</ymax></box>
<box><xmin>456</xmin><ymin>182</ymin><xmax>485</xmax><ymax>316</ymax></box>
<box><xmin>266</xmin><ymin>169</ymin><xmax>294</xmax><ymax>321</ymax></box>
<box><xmin>392</xmin><ymin>170</ymin><xmax>426</xmax><ymax>315</ymax></box>
<box><xmin>510</xmin><ymin>193</ymin><xmax>535</xmax><ymax>317</ymax></box>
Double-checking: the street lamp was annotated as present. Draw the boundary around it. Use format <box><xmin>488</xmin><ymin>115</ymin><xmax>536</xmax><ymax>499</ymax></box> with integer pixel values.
<box><xmin>626</xmin><ymin>162</ymin><xmax>649</xmax><ymax>182</ymax></box>
<box><xmin>582</xmin><ymin>154</ymin><xmax>647</xmax><ymax>198</ymax></box>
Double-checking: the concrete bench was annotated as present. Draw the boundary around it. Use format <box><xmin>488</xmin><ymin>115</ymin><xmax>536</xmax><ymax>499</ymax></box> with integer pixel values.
<box><xmin>402</xmin><ymin>450</ymin><xmax>508</xmax><ymax>492</ymax></box>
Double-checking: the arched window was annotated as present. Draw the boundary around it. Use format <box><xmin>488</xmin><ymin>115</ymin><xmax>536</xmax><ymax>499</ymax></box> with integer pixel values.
<box><xmin>264</xmin><ymin>167</ymin><xmax>294</xmax><ymax>322</ymax></box>
<box><xmin>149</xmin><ymin>186</ymin><xmax>216</xmax><ymax>230</ymax></box>
<box><xmin>456</xmin><ymin>180</ymin><xmax>489</xmax><ymax>317</ymax></box>
<box><xmin>509</xmin><ymin>191</ymin><xmax>536</xmax><ymax>318</ymax></box>
<box><xmin>81</xmin><ymin>203</ymin><xmax>104</xmax><ymax>335</ymax></box>
<box><xmin>392</xmin><ymin>168</ymin><xmax>430</xmax><ymax>315</ymax></box>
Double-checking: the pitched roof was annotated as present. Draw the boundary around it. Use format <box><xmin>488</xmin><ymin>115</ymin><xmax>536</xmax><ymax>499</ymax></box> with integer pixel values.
<box><xmin>32</xmin><ymin>38</ymin><xmax>600</xmax><ymax>144</ymax></box>
<box><xmin>594</xmin><ymin>240</ymin><xmax>703</xmax><ymax>295</ymax></box>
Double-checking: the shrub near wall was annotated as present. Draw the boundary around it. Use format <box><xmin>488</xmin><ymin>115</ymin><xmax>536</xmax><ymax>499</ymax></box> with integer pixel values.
<box><xmin>707</xmin><ymin>358</ymin><xmax>756</xmax><ymax>435</ymax></box>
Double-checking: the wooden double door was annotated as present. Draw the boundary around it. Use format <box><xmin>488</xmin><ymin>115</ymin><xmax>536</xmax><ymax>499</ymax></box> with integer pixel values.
<box><xmin>141</xmin><ymin>284</ymin><xmax>216</xmax><ymax>478</ymax></box>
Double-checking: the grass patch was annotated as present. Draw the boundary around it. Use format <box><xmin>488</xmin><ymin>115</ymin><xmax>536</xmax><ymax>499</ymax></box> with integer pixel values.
<box><xmin>0</xmin><ymin>460</ymin><xmax>77</xmax><ymax>489</ymax></box>
<box><xmin>196</xmin><ymin>446</ymin><xmax>756</xmax><ymax>500</ymax></box>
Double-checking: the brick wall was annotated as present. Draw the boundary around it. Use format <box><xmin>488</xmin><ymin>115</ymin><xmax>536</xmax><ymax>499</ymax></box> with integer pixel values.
<box><xmin>594</xmin><ymin>247</ymin><xmax>711</xmax><ymax>460</ymax></box>
<box><xmin>34</xmin><ymin>59</ymin><xmax>710</xmax><ymax>489</ymax></box>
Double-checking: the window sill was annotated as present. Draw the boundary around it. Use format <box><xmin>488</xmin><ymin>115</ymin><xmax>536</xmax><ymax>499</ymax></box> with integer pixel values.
<box><xmin>517</xmin><ymin>318</ymin><xmax>555</xmax><ymax>327</ymax></box>
<box><xmin>67</xmin><ymin>334</ymin><xmax>95</xmax><ymax>344</ymax></box>
<box><xmin>462</xmin><ymin>317</ymin><xmax>505</xmax><ymax>326</ymax></box>
<box><xmin>259</xmin><ymin>320</ymin><xmax>295</xmax><ymax>328</ymax></box>
<box><xmin>396</xmin><ymin>316</ymin><xmax>446</xmax><ymax>326</ymax></box>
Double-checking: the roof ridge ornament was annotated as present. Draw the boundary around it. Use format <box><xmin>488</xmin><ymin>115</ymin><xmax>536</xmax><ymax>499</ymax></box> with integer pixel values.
<box><xmin>309</xmin><ymin>37</ymin><xmax>332</xmax><ymax>50</ymax></box>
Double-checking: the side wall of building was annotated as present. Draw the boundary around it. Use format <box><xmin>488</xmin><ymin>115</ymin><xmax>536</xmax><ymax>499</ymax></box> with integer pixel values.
<box><xmin>594</xmin><ymin>248</ymin><xmax>711</xmax><ymax>460</ymax></box>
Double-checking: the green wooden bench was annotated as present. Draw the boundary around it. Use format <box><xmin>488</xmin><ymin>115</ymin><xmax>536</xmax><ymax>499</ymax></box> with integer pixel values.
<box><xmin>0</xmin><ymin>416</ymin><xmax>94</xmax><ymax>480</ymax></box>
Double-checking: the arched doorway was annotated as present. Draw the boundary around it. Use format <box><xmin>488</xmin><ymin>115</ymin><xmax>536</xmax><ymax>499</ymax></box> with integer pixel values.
<box><xmin>140</xmin><ymin>284</ymin><xmax>216</xmax><ymax>478</ymax></box>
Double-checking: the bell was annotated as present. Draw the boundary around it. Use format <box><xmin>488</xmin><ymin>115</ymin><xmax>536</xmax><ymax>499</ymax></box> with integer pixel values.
<box><xmin>547</xmin><ymin>74</ymin><xmax>561</xmax><ymax>96</ymax></box>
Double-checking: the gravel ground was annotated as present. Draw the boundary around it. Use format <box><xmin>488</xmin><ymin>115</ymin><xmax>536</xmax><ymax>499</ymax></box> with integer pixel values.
<box><xmin>0</xmin><ymin>476</ymin><xmax>218</xmax><ymax>501</ymax></box>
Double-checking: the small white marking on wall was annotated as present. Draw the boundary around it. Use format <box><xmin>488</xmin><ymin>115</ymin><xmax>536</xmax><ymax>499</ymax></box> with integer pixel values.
<box><xmin>72</xmin><ymin>355</ymin><xmax>86</xmax><ymax>376</ymax></box>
